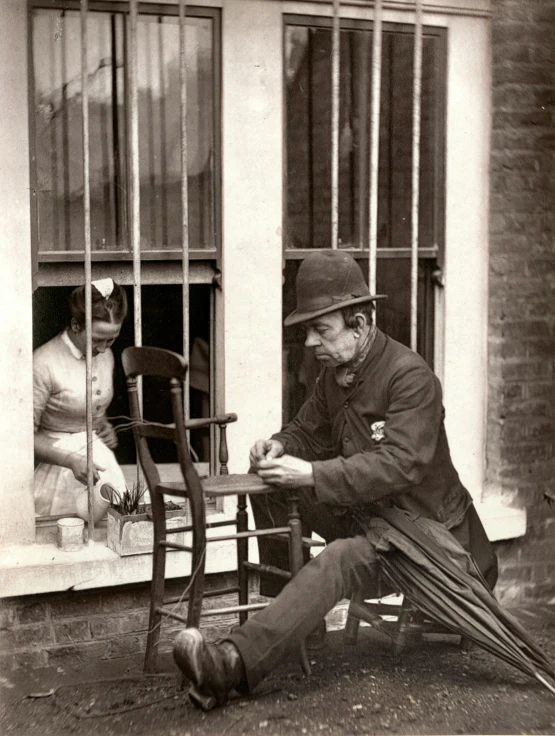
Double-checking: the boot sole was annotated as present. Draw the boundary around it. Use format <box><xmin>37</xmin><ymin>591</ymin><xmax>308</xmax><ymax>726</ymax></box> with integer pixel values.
<box><xmin>188</xmin><ymin>685</ymin><xmax>218</xmax><ymax>711</ymax></box>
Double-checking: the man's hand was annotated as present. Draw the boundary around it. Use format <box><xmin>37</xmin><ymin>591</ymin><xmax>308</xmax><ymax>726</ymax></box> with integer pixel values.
<box><xmin>255</xmin><ymin>454</ymin><xmax>314</xmax><ymax>488</ymax></box>
<box><xmin>96</xmin><ymin>420</ymin><xmax>118</xmax><ymax>449</ymax></box>
<box><xmin>68</xmin><ymin>455</ymin><xmax>106</xmax><ymax>485</ymax></box>
<box><xmin>249</xmin><ymin>439</ymin><xmax>284</xmax><ymax>469</ymax></box>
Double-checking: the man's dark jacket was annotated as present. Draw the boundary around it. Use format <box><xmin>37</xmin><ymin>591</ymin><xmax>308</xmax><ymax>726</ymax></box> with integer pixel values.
<box><xmin>273</xmin><ymin>328</ymin><xmax>497</xmax><ymax>586</ymax></box>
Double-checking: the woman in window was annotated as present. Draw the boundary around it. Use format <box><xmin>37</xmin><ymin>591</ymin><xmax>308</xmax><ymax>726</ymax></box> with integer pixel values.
<box><xmin>33</xmin><ymin>279</ymin><xmax>128</xmax><ymax>522</ymax></box>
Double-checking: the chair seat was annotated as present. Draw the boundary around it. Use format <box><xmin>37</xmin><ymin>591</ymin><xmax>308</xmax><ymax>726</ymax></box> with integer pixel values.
<box><xmin>156</xmin><ymin>473</ymin><xmax>276</xmax><ymax>499</ymax></box>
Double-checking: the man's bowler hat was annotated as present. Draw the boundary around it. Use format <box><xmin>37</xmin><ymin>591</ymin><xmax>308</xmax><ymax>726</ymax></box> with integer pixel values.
<box><xmin>284</xmin><ymin>250</ymin><xmax>387</xmax><ymax>327</ymax></box>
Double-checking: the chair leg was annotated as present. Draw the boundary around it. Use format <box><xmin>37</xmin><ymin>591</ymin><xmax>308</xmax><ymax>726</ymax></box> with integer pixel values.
<box><xmin>236</xmin><ymin>494</ymin><xmax>249</xmax><ymax>625</ymax></box>
<box><xmin>144</xmin><ymin>540</ymin><xmax>167</xmax><ymax>673</ymax></box>
<box><xmin>287</xmin><ymin>494</ymin><xmax>312</xmax><ymax>677</ymax></box>
<box><xmin>344</xmin><ymin>591</ymin><xmax>363</xmax><ymax>645</ymax></box>
<box><xmin>392</xmin><ymin>598</ymin><xmax>413</xmax><ymax>658</ymax></box>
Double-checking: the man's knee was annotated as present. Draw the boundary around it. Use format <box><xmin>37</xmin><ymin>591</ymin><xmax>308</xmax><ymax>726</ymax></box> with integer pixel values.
<box><xmin>316</xmin><ymin>536</ymin><xmax>378</xmax><ymax>596</ymax></box>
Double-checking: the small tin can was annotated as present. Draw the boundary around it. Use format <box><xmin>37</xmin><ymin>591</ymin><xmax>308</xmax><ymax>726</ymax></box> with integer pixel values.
<box><xmin>57</xmin><ymin>518</ymin><xmax>85</xmax><ymax>551</ymax></box>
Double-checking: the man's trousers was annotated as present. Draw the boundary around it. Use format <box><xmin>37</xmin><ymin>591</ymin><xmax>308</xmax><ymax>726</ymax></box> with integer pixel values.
<box><xmin>227</xmin><ymin>491</ymin><xmax>497</xmax><ymax>692</ymax></box>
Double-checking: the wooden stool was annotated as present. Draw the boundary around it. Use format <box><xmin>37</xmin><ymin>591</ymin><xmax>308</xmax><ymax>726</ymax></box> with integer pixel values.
<box><xmin>344</xmin><ymin>591</ymin><xmax>466</xmax><ymax>655</ymax></box>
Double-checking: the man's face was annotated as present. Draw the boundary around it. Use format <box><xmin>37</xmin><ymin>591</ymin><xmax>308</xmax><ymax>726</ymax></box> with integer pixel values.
<box><xmin>302</xmin><ymin>311</ymin><xmax>359</xmax><ymax>367</ymax></box>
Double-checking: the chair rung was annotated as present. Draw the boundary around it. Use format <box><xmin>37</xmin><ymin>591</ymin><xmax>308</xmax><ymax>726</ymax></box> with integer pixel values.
<box><xmin>355</xmin><ymin>602</ymin><xmax>404</xmax><ymax>616</ymax></box>
<box><xmin>201</xmin><ymin>602</ymin><xmax>268</xmax><ymax>617</ymax></box>
<box><xmin>163</xmin><ymin>518</ymin><xmax>236</xmax><ymax>535</ymax></box>
<box><xmin>160</xmin><ymin>540</ymin><xmax>193</xmax><ymax>552</ymax></box>
<box><xmin>157</xmin><ymin>607</ymin><xmax>189</xmax><ymax>625</ymax></box>
<box><xmin>164</xmin><ymin>586</ymin><xmax>239</xmax><ymax>605</ymax></box>
<box><xmin>267</xmin><ymin>533</ymin><xmax>325</xmax><ymax>548</ymax></box>
<box><xmin>348</xmin><ymin>601</ymin><xmax>396</xmax><ymax>639</ymax></box>
<box><xmin>158</xmin><ymin>601</ymin><xmax>269</xmax><ymax>622</ymax></box>
<box><xmin>243</xmin><ymin>561</ymin><xmax>292</xmax><ymax>580</ymax></box>
<box><xmin>208</xmin><ymin>526</ymin><xmax>290</xmax><ymax>543</ymax></box>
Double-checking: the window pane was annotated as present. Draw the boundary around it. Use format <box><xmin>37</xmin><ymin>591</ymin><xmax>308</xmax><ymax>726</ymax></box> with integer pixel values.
<box><xmin>32</xmin><ymin>9</ymin><xmax>216</xmax><ymax>254</ymax></box>
<box><xmin>285</xmin><ymin>22</ymin><xmax>442</xmax><ymax>250</ymax></box>
<box><xmin>137</xmin><ymin>16</ymin><xmax>215</xmax><ymax>252</ymax></box>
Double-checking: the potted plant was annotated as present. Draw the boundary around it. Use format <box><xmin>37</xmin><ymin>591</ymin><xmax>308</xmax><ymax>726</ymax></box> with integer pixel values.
<box><xmin>105</xmin><ymin>483</ymin><xmax>190</xmax><ymax>557</ymax></box>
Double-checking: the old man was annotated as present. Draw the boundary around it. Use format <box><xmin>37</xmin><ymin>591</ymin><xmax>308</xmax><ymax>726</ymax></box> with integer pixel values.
<box><xmin>174</xmin><ymin>249</ymin><xmax>498</xmax><ymax>708</ymax></box>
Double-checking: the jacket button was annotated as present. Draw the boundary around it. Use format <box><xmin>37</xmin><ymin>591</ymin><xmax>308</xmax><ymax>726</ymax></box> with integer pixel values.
<box><xmin>343</xmin><ymin>437</ymin><xmax>350</xmax><ymax>444</ymax></box>
<box><xmin>343</xmin><ymin>402</ymin><xmax>349</xmax><ymax>409</ymax></box>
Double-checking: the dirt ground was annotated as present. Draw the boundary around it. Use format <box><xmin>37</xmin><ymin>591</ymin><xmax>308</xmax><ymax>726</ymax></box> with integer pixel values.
<box><xmin>1</xmin><ymin>605</ymin><xmax>554</xmax><ymax>736</ymax></box>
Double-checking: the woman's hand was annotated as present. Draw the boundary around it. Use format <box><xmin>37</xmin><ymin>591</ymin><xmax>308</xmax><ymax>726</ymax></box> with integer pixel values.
<box><xmin>249</xmin><ymin>439</ymin><xmax>284</xmax><ymax>469</ymax></box>
<box><xmin>68</xmin><ymin>455</ymin><xmax>106</xmax><ymax>485</ymax></box>
<box><xmin>255</xmin><ymin>454</ymin><xmax>314</xmax><ymax>488</ymax></box>
<box><xmin>96</xmin><ymin>420</ymin><xmax>118</xmax><ymax>449</ymax></box>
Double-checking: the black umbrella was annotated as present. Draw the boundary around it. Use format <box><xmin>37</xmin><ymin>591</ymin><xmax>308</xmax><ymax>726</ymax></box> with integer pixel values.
<box><xmin>365</xmin><ymin>506</ymin><xmax>555</xmax><ymax>696</ymax></box>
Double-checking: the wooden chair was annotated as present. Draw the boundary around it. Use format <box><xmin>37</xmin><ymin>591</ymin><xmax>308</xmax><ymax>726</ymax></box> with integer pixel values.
<box><xmin>121</xmin><ymin>346</ymin><xmax>312</xmax><ymax>675</ymax></box>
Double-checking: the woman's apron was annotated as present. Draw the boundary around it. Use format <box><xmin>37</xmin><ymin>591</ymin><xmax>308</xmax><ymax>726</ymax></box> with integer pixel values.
<box><xmin>34</xmin><ymin>430</ymin><xmax>126</xmax><ymax>522</ymax></box>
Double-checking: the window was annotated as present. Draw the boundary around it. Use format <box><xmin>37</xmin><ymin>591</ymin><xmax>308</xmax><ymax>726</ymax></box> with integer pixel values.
<box><xmin>31</xmin><ymin>4</ymin><xmax>219</xmax><ymax>258</ymax></box>
<box><xmin>30</xmin><ymin>2</ymin><xmax>222</xmax><ymax>521</ymax></box>
<box><xmin>283</xmin><ymin>16</ymin><xmax>446</xmax><ymax>421</ymax></box>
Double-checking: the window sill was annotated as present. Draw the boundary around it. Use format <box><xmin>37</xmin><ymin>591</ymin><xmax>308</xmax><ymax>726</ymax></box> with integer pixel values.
<box><xmin>475</xmin><ymin>499</ymin><xmax>526</xmax><ymax>542</ymax></box>
<box><xmin>0</xmin><ymin>512</ymin><xmax>237</xmax><ymax>599</ymax></box>
<box><xmin>1</xmin><ymin>499</ymin><xmax>526</xmax><ymax>599</ymax></box>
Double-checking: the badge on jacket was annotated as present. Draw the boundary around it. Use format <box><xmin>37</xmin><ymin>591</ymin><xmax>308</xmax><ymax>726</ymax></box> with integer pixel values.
<box><xmin>371</xmin><ymin>421</ymin><xmax>385</xmax><ymax>442</ymax></box>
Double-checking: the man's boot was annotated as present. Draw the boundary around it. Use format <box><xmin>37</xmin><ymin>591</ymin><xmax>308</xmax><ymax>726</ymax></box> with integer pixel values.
<box><xmin>173</xmin><ymin>629</ymin><xmax>246</xmax><ymax>710</ymax></box>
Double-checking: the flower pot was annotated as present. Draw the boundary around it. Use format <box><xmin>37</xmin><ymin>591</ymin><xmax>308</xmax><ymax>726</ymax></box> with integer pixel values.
<box><xmin>107</xmin><ymin>504</ymin><xmax>190</xmax><ymax>557</ymax></box>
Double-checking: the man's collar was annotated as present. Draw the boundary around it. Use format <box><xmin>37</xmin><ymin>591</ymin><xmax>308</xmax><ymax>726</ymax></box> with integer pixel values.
<box><xmin>61</xmin><ymin>328</ymin><xmax>84</xmax><ymax>360</ymax></box>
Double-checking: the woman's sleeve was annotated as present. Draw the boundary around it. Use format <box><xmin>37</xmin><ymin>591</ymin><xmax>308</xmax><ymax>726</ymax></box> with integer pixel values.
<box><xmin>33</xmin><ymin>355</ymin><xmax>52</xmax><ymax>432</ymax></box>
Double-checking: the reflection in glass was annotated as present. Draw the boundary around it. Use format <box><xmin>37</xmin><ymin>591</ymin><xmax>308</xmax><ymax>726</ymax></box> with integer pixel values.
<box><xmin>285</xmin><ymin>24</ymin><xmax>440</xmax><ymax>251</ymax></box>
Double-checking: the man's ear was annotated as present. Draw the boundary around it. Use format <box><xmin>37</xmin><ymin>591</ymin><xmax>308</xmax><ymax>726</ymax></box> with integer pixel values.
<box><xmin>70</xmin><ymin>317</ymin><xmax>80</xmax><ymax>333</ymax></box>
<box><xmin>354</xmin><ymin>313</ymin><xmax>368</xmax><ymax>333</ymax></box>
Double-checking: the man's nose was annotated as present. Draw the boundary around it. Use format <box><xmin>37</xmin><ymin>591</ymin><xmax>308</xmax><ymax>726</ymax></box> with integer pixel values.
<box><xmin>304</xmin><ymin>330</ymin><xmax>320</xmax><ymax>348</ymax></box>
<box><xmin>95</xmin><ymin>344</ymin><xmax>107</xmax><ymax>354</ymax></box>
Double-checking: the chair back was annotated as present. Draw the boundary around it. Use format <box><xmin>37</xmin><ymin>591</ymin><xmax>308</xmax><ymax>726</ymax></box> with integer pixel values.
<box><xmin>122</xmin><ymin>345</ymin><xmax>206</xmax><ymax>626</ymax></box>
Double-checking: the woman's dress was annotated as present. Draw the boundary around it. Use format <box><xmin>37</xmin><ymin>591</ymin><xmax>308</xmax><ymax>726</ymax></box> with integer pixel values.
<box><xmin>33</xmin><ymin>329</ymin><xmax>126</xmax><ymax>519</ymax></box>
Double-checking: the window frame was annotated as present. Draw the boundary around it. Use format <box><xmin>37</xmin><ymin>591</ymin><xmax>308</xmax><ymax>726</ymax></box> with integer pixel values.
<box><xmin>28</xmin><ymin>0</ymin><xmax>222</xmax><ymax>267</ymax></box>
<box><xmin>282</xmin><ymin>13</ymin><xmax>447</xmax><ymax>266</ymax></box>
<box><xmin>28</xmin><ymin>0</ymin><xmax>227</xmax><ymax>530</ymax></box>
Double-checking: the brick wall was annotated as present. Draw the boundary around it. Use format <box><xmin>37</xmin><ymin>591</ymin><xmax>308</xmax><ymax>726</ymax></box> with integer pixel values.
<box><xmin>0</xmin><ymin>575</ymin><xmax>352</xmax><ymax>672</ymax></box>
<box><xmin>0</xmin><ymin>574</ymin><xmax>257</xmax><ymax>672</ymax></box>
<box><xmin>487</xmin><ymin>0</ymin><xmax>555</xmax><ymax>604</ymax></box>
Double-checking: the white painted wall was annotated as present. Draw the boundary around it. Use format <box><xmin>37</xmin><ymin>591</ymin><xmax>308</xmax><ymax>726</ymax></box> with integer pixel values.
<box><xmin>443</xmin><ymin>14</ymin><xmax>491</xmax><ymax>500</ymax></box>
<box><xmin>0</xmin><ymin>0</ymin><xmax>36</xmax><ymax>547</ymax></box>
<box><xmin>221</xmin><ymin>0</ymin><xmax>285</xmax><ymax>478</ymax></box>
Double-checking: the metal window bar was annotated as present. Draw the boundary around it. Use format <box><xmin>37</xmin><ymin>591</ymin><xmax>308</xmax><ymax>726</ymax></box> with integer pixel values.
<box><xmin>331</xmin><ymin>0</ymin><xmax>340</xmax><ymax>249</ymax></box>
<box><xmin>129</xmin><ymin>0</ymin><xmax>143</xmax><ymax>489</ymax></box>
<box><xmin>368</xmin><ymin>0</ymin><xmax>383</xmax><ymax>296</ymax></box>
<box><xmin>81</xmin><ymin>0</ymin><xmax>95</xmax><ymax>537</ymax></box>
<box><xmin>410</xmin><ymin>0</ymin><xmax>423</xmax><ymax>351</ymax></box>
<box><xmin>129</xmin><ymin>0</ymin><xmax>142</xmax><ymax>354</ymax></box>
<box><xmin>179</xmin><ymin>0</ymin><xmax>190</xmax><ymax>422</ymax></box>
